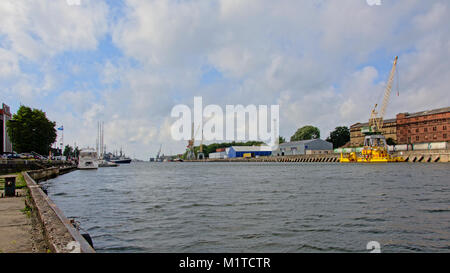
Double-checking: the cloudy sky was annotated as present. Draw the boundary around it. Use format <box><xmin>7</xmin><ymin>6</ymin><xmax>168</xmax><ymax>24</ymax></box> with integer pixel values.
<box><xmin>1</xmin><ymin>0</ymin><xmax>449</xmax><ymax>159</ymax></box>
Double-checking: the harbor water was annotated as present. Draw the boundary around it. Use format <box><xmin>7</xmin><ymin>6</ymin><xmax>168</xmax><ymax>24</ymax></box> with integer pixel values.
<box><xmin>41</xmin><ymin>162</ymin><xmax>450</xmax><ymax>253</ymax></box>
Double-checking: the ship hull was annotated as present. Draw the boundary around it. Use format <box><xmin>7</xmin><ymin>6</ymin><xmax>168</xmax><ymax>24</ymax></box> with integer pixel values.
<box><xmin>110</xmin><ymin>159</ymin><xmax>132</xmax><ymax>164</ymax></box>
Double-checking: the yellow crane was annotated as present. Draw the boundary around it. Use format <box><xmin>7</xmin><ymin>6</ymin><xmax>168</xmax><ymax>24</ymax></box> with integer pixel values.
<box><xmin>341</xmin><ymin>56</ymin><xmax>404</xmax><ymax>163</ymax></box>
<box><xmin>364</xmin><ymin>56</ymin><xmax>398</xmax><ymax>134</ymax></box>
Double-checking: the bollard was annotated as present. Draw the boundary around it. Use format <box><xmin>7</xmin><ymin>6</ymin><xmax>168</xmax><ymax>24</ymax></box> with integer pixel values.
<box><xmin>4</xmin><ymin>176</ymin><xmax>16</xmax><ymax>197</ymax></box>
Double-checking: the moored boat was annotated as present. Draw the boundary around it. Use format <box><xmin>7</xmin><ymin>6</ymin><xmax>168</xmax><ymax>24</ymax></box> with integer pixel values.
<box><xmin>78</xmin><ymin>149</ymin><xmax>99</xmax><ymax>169</ymax></box>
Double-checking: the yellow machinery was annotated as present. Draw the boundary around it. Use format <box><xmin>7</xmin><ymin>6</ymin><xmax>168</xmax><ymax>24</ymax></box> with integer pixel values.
<box><xmin>341</xmin><ymin>56</ymin><xmax>405</xmax><ymax>163</ymax></box>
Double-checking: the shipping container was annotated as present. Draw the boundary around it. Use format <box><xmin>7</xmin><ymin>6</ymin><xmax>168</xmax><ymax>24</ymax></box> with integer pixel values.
<box><xmin>429</xmin><ymin>142</ymin><xmax>448</xmax><ymax>150</ymax></box>
<box><xmin>412</xmin><ymin>142</ymin><xmax>448</xmax><ymax>150</ymax></box>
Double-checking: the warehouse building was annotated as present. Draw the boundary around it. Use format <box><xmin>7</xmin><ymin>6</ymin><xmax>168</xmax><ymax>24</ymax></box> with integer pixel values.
<box><xmin>349</xmin><ymin>106</ymin><xmax>449</xmax><ymax>146</ymax></box>
<box><xmin>350</xmin><ymin>118</ymin><xmax>397</xmax><ymax>147</ymax></box>
<box><xmin>209</xmin><ymin>151</ymin><xmax>228</xmax><ymax>159</ymax></box>
<box><xmin>396</xmin><ymin>107</ymin><xmax>449</xmax><ymax>144</ymax></box>
<box><xmin>273</xmin><ymin>139</ymin><xmax>333</xmax><ymax>156</ymax></box>
<box><xmin>226</xmin><ymin>146</ymin><xmax>272</xmax><ymax>158</ymax></box>
<box><xmin>1</xmin><ymin>103</ymin><xmax>13</xmax><ymax>154</ymax></box>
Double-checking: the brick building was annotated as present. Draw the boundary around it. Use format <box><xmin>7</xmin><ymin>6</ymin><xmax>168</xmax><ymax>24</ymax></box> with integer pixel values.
<box><xmin>349</xmin><ymin>118</ymin><xmax>397</xmax><ymax>147</ymax></box>
<box><xmin>396</xmin><ymin>107</ymin><xmax>450</xmax><ymax>144</ymax></box>
<box><xmin>1</xmin><ymin>103</ymin><xmax>13</xmax><ymax>154</ymax></box>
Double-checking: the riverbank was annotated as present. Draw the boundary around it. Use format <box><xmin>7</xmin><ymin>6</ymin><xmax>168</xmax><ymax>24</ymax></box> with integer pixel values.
<box><xmin>0</xmin><ymin>165</ymin><xmax>95</xmax><ymax>253</ymax></box>
<box><xmin>185</xmin><ymin>149</ymin><xmax>450</xmax><ymax>163</ymax></box>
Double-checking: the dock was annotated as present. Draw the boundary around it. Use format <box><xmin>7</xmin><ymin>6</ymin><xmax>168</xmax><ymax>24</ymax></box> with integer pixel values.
<box><xmin>186</xmin><ymin>149</ymin><xmax>450</xmax><ymax>163</ymax></box>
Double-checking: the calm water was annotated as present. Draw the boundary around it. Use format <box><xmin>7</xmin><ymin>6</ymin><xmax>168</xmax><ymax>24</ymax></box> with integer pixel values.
<box><xmin>41</xmin><ymin>162</ymin><xmax>450</xmax><ymax>253</ymax></box>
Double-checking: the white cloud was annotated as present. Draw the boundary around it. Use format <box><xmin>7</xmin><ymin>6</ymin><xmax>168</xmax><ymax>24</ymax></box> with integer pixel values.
<box><xmin>3</xmin><ymin>0</ymin><xmax>450</xmax><ymax>159</ymax></box>
<box><xmin>0</xmin><ymin>48</ymin><xmax>19</xmax><ymax>78</ymax></box>
<box><xmin>0</xmin><ymin>0</ymin><xmax>109</xmax><ymax>60</ymax></box>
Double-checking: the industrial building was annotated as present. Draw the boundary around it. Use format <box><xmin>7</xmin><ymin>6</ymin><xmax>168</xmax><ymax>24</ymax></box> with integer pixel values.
<box><xmin>349</xmin><ymin>107</ymin><xmax>449</xmax><ymax>146</ymax></box>
<box><xmin>209</xmin><ymin>151</ymin><xmax>228</xmax><ymax>159</ymax></box>
<box><xmin>396</xmin><ymin>107</ymin><xmax>449</xmax><ymax>144</ymax></box>
<box><xmin>350</xmin><ymin>118</ymin><xmax>397</xmax><ymax>147</ymax></box>
<box><xmin>226</xmin><ymin>146</ymin><xmax>272</xmax><ymax>158</ymax></box>
<box><xmin>1</xmin><ymin>103</ymin><xmax>13</xmax><ymax>154</ymax></box>
<box><xmin>273</xmin><ymin>139</ymin><xmax>333</xmax><ymax>156</ymax></box>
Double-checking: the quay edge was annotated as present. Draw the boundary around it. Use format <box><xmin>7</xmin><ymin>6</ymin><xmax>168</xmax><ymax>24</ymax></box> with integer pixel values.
<box><xmin>22</xmin><ymin>167</ymin><xmax>95</xmax><ymax>253</ymax></box>
<box><xmin>185</xmin><ymin>149</ymin><xmax>450</xmax><ymax>163</ymax></box>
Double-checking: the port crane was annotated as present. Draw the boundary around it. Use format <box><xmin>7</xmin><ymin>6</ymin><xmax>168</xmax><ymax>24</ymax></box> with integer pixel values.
<box><xmin>197</xmin><ymin>129</ymin><xmax>205</xmax><ymax>160</ymax></box>
<box><xmin>363</xmin><ymin>56</ymin><xmax>398</xmax><ymax>135</ymax></box>
<box><xmin>341</xmin><ymin>56</ymin><xmax>404</xmax><ymax>163</ymax></box>
<box><xmin>186</xmin><ymin>123</ymin><xmax>200</xmax><ymax>160</ymax></box>
<box><xmin>156</xmin><ymin>144</ymin><xmax>162</xmax><ymax>162</ymax></box>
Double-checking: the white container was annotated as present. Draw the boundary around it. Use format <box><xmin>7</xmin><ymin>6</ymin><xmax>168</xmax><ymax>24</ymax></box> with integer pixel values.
<box><xmin>429</xmin><ymin>142</ymin><xmax>448</xmax><ymax>150</ymax></box>
<box><xmin>413</xmin><ymin>143</ymin><xmax>432</xmax><ymax>150</ymax></box>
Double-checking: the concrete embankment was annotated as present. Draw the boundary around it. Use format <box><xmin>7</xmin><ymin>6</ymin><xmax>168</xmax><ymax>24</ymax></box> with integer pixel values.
<box><xmin>188</xmin><ymin>149</ymin><xmax>450</xmax><ymax>163</ymax></box>
<box><xmin>23</xmin><ymin>167</ymin><xmax>95</xmax><ymax>253</ymax></box>
<box><xmin>392</xmin><ymin>149</ymin><xmax>450</xmax><ymax>163</ymax></box>
<box><xmin>0</xmin><ymin>159</ymin><xmax>71</xmax><ymax>175</ymax></box>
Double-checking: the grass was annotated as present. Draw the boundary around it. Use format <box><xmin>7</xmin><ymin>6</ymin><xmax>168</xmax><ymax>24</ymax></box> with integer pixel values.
<box><xmin>21</xmin><ymin>204</ymin><xmax>32</xmax><ymax>218</ymax></box>
<box><xmin>0</xmin><ymin>172</ymin><xmax>27</xmax><ymax>190</ymax></box>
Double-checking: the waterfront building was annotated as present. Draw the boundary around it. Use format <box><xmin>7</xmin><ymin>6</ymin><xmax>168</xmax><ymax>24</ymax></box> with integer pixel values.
<box><xmin>226</xmin><ymin>146</ymin><xmax>272</xmax><ymax>158</ymax></box>
<box><xmin>273</xmin><ymin>139</ymin><xmax>333</xmax><ymax>156</ymax></box>
<box><xmin>396</xmin><ymin>107</ymin><xmax>450</xmax><ymax>144</ymax></box>
<box><xmin>348</xmin><ymin>106</ymin><xmax>450</xmax><ymax>147</ymax></box>
<box><xmin>209</xmin><ymin>151</ymin><xmax>228</xmax><ymax>159</ymax></box>
<box><xmin>0</xmin><ymin>103</ymin><xmax>13</xmax><ymax>154</ymax></box>
<box><xmin>350</xmin><ymin>118</ymin><xmax>397</xmax><ymax>147</ymax></box>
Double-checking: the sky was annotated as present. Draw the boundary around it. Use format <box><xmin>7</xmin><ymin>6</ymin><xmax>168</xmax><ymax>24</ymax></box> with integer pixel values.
<box><xmin>1</xmin><ymin>0</ymin><xmax>449</xmax><ymax>159</ymax></box>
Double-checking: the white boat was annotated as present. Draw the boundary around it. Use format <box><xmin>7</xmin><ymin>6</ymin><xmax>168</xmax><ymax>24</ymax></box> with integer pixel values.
<box><xmin>78</xmin><ymin>149</ymin><xmax>99</xmax><ymax>170</ymax></box>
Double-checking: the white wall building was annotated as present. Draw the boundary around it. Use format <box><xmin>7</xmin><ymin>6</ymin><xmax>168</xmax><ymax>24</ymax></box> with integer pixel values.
<box><xmin>273</xmin><ymin>139</ymin><xmax>333</xmax><ymax>156</ymax></box>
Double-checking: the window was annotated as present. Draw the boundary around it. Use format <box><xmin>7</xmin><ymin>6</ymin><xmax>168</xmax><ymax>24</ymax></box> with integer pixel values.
<box><xmin>416</xmin><ymin>136</ymin><xmax>420</xmax><ymax>141</ymax></box>
<box><xmin>424</xmin><ymin>128</ymin><xmax>428</xmax><ymax>132</ymax></box>
<box><xmin>433</xmin><ymin>135</ymin><xmax>437</xmax><ymax>140</ymax></box>
<box><xmin>416</xmin><ymin>128</ymin><xmax>419</xmax><ymax>133</ymax></box>
<box><xmin>433</xmin><ymin>126</ymin><xmax>437</xmax><ymax>131</ymax></box>
<box><xmin>444</xmin><ymin>126</ymin><xmax>447</xmax><ymax>130</ymax></box>
<box><xmin>444</xmin><ymin>134</ymin><xmax>447</xmax><ymax>139</ymax></box>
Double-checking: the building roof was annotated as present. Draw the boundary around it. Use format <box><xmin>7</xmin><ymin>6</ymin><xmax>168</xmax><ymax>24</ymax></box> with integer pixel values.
<box><xmin>350</xmin><ymin>118</ymin><xmax>396</xmax><ymax>129</ymax></box>
<box><xmin>279</xmin><ymin>139</ymin><xmax>328</xmax><ymax>147</ymax></box>
<box><xmin>398</xmin><ymin>106</ymin><xmax>450</xmax><ymax>118</ymax></box>
<box><xmin>231</xmin><ymin>146</ymin><xmax>272</xmax><ymax>152</ymax></box>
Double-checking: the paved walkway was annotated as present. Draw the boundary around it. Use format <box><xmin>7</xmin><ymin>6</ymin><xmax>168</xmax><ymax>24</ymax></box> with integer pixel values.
<box><xmin>0</xmin><ymin>189</ymin><xmax>33</xmax><ymax>253</ymax></box>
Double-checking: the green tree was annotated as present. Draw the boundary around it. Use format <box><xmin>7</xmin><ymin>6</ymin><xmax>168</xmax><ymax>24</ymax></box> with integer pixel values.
<box><xmin>290</xmin><ymin>126</ymin><xmax>320</xmax><ymax>141</ymax></box>
<box><xmin>7</xmin><ymin>106</ymin><xmax>57</xmax><ymax>155</ymax></box>
<box><xmin>326</xmin><ymin>126</ymin><xmax>350</xmax><ymax>149</ymax></box>
<box><xmin>386</xmin><ymin>138</ymin><xmax>396</xmax><ymax>146</ymax></box>
<box><xmin>278</xmin><ymin>136</ymin><xmax>286</xmax><ymax>144</ymax></box>
<box><xmin>63</xmin><ymin>145</ymin><xmax>74</xmax><ymax>158</ymax></box>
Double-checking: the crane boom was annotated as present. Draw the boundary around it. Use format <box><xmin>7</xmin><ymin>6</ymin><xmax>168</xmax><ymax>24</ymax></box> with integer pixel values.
<box><xmin>379</xmin><ymin>56</ymin><xmax>398</xmax><ymax>129</ymax></box>
<box><xmin>368</xmin><ymin>56</ymin><xmax>398</xmax><ymax>133</ymax></box>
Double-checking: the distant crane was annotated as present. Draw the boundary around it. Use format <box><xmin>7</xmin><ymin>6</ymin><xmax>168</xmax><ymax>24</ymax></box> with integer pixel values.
<box><xmin>156</xmin><ymin>144</ymin><xmax>162</xmax><ymax>162</ymax></box>
<box><xmin>197</xmin><ymin>129</ymin><xmax>205</xmax><ymax>160</ymax></box>
<box><xmin>187</xmin><ymin>116</ymin><xmax>214</xmax><ymax>160</ymax></box>
<box><xmin>186</xmin><ymin>123</ymin><xmax>199</xmax><ymax>160</ymax></box>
